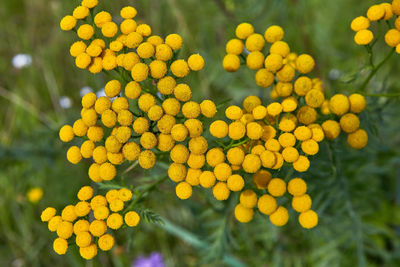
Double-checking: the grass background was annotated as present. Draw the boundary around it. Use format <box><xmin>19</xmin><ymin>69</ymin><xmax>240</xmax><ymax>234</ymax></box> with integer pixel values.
<box><xmin>1</xmin><ymin>0</ymin><xmax>400</xmax><ymax>266</ymax></box>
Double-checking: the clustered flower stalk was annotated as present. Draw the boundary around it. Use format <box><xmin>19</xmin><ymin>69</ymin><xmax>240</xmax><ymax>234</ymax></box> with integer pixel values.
<box><xmin>40</xmin><ymin>0</ymin><xmax>398</xmax><ymax>261</ymax></box>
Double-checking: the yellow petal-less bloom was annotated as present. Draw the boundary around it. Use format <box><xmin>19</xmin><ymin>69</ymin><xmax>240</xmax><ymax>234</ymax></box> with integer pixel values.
<box><xmin>107</xmin><ymin>213</ymin><xmax>123</xmax><ymax>229</ymax></box>
<box><xmin>89</xmin><ymin>220</ymin><xmax>107</xmax><ymax>237</ymax></box>
<box><xmin>269</xmin><ymin>206</ymin><xmax>289</xmax><ymax>226</ymax></box>
<box><xmin>67</xmin><ymin>146</ymin><xmax>82</xmax><ymax>164</ymax></box>
<box><xmin>59</xmin><ymin>125</ymin><xmax>74</xmax><ymax>142</ymax></box>
<box><xmin>98</xmin><ymin>234</ymin><xmax>115</xmax><ymax>251</ymax></box>
<box><xmin>171</xmin><ymin>59</ymin><xmax>190</xmax><ymax>78</ymax></box>
<box><xmin>235</xmin><ymin>23</ymin><xmax>254</xmax><ymax>39</ymax></box>
<box><xmin>188</xmin><ymin>54</ymin><xmax>205</xmax><ymax>71</ymax></box>
<box><xmin>176</xmin><ymin>181</ymin><xmax>193</xmax><ymax>199</ymax></box>
<box><xmin>246</xmin><ymin>33</ymin><xmax>265</xmax><ymax>52</ymax></box>
<box><xmin>349</xmin><ymin>93</ymin><xmax>366</xmax><ymax>113</ymax></box>
<box><xmin>329</xmin><ymin>94</ymin><xmax>349</xmax><ymax>116</ymax></box>
<box><xmin>200</xmin><ymin>100</ymin><xmax>217</xmax><ymax>118</ymax></box>
<box><xmin>366</xmin><ymin>4</ymin><xmax>385</xmax><ymax>21</ymax></box>
<box><xmin>292</xmin><ymin>194</ymin><xmax>312</xmax><ymax>212</ymax></box>
<box><xmin>223</xmin><ymin>54</ymin><xmax>240</xmax><ymax>72</ymax></box>
<box><xmin>340</xmin><ymin>113</ymin><xmax>360</xmax><ymax>133</ymax></box>
<box><xmin>149</xmin><ymin>60</ymin><xmax>167</xmax><ymax>79</ymax></box>
<box><xmin>79</xmin><ymin>243</ymin><xmax>98</xmax><ymax>260</ymax></box>
<box><xmin>70</xmin><ymin>41</ymin><xmax>87</xmax><ymax>57</ymax></box>
<box><xmin>350</xmin><ymin>16</ymin><xmax>370</xmax><ymax>32</ymax></box>
<box><xmin>60</xmin><ymin>15</ymin><xmax>77</xmax><ymax>31</ymax></box>
<box><xmin>76</xmin><ymin>231</ymin><xmax>92</xmax><ymax>248</ymax></box>
<box><xmin>288</xmin><ymin>178</ymin><xmax>307</xmax><ymax>196</ymax></box>
<box><xmin>165</xmin><ymin>33</ymin><xmax>183</xmax><ymax>50</ymax></box>
<box><xmin>53</xmin><ymin>238</ymin><xmax>68</xmax><ymax>255</ymax></box>
<box><xmin>226</xmin><ymin>39</ymin><xmax>244</xmax><ymax>55</ymax></box>
<box><xmin>75</xmin><ymin>53</ymin><xmax>91</xmax><ymax>69</ymax></box>
<box><xmin>267</xmin><ymin>178</ymin><xmax>286</xmax><ymax>197</ymax></box>
<box><xmin>234</xmin><ymin>203</ymin><xmax>254</xmax><ymax>223</ymax></box>
<box><xmin>212</xmin><ymin>182</ymin><xmax>230</xmax><ymax>201</ymax></box>
<box><xmin>385</xmin><ymin>29</ymin><xmax>400</xmax><ymax>47</ymax></box>
<box><xmin>299</xmin><ymin>210</ymin><xmax>318</xmax><ymax>229</ymax></box>
<box><xmin>270</xmin><ymin>41</ymin><xmax>290</xmax><ymax>57</ymax></box>
<box><xmin>102</xmin><ymin>22</ymin><xmax>118</xmax><ymax>38</ymax></box>
<box><xmin>73</xmin><ymin>6</ymin><xmax>90</xmax><ymax>20</ymax></box>
<box><xmin>77</xmin><ymin>24</ymin><xmax>95</xmax><ymax>40</ymax></box>
<box><xmin>257</xmin><ymin>195</ymin><xmax>277</xmax><ymax>215</ymax></box>
<box><xmin>120</xmin><ymin>6</ymin><xmax>137</xmax><ymax>19</ymax></box>
<box><xmin>131</xmin><ymin>63</ymin><xmax>149</xmax><ymax>82</ymax></box>
<box><xmin>354</xmin><ymin>29</ymin><xmax>374</xmax><ymax>45</ymax></box>
<box><xmin>296</xmin><ymin>54</ymin><xmax>315</xmax><ymax>74</ymax></box>
<box><xmin>347</xmin><ymin>129</ymin><xmax>368</xmax><ymax>149</ymax></box>
<box><xmin>264</xmin><ymin>25</ymin><xmax>284</xmax><ymax>43</ymax></box>
<box><xmin>125</xmin><ymin>211</ymin><xmax>140</xmax><ymax>226</ymax></box>
<box><xmin>120</xmin><ymin>19</ymin><xmax>137</xmax><ymax>35</ymax></box>
<box><xmin>41</xmin><ymin>207</ymin><xmax>57</xmax><ymax>222</ymax></box>
<box><xmin>82</xmin><ymin>0</ymin><xmax>98</xmax><ymax>9</ymax></box>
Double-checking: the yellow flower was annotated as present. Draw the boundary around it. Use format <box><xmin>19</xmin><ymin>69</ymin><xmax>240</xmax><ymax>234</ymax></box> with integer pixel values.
<box><xmin>82</xmin><ymin>0</ymin><xmax>98</xmax><ymax>9</ymax></box>
<box><xmin>242</xmin><ymin>154</ymin><xmax>261</xmax><ymax>173</ymax></box>
<box><xmin>354</xmin><ymin>29</ymin><xmax>374</xmax><ymax>45</ymax></box>
<box><xmin>53</xmin><ymin>238</ymin><xmax>68</xmax><ymax>255</ymax></box>
<box><xmin>222</xmin><ymin>54</ymin><xmax>240</xmax><ymax>72</ymax></box>
<box><xmin>340</xmin><ymin>113</ymin><xmax>360</xmax><ymax>133</ymax></box>
<box><xmin>366</xmin><ymin>4</ymin><xmax>385</xmax><ymax>21</ymax></box>
<box><xmin>212</xmin><ymin>182</ymin><xmax>230</xmax><ymax>201</ymax></box>
<box><xmin>347</xmin><ymin>129</ymin><xmax>368</xmax><ymax>149</ymax></box>
<box><xmin>162</xmin><ymin>98</ymin><xmax>181</xmax><ymax>116</ymax></box>
<box><xmin>94</xmin><ymin>11</ymin><xmax>112</xmax><ymax>28</ymax></box>
<box><xmin>226</xmin><ymin>39</ymin><xmax>244</xmax><ymax>55</ymax></box>
<box><xmin>264</xmin><ymin>25</ymin><xmax>284</xmax><ymax>43</ymax></box>
<box><xmin>77</xmin><ymin>24</ymin><xmax>95</xmax><ymax>40</ymax></box>
<box><xmin>41</xmin><ymin>207</ymin><xmax>56</xmax><ymax>222</ymax></box>
<box><xmin>156</xmin><ymin>44</ymin><xmax>173</xmax><ymax>61</ymax></box>
<box><xmin>235</xmin><ymin>23</ymin><xmax>254</xmax><ymax>39</ymax></box>
<box><xmin>131</xmin><ymin>63</ymin><xmax>149</xmax><ymax>82</ymax></box>
<box><xmin>59</xmin><ymin>125</ymin><xmax>74</xmax><ymax>142</ymax></box>
<box><xmin>234</xmin><ymin>204</ymin><xmax>254</xmax><ymax>223</ymax></box>
<box><xmin>70</xmin><ymin>41</ymin><xmax>87</xmax><ymax>57</ymax></box>
<box><xmin>56</xmin><ymin>221</ymin><xmax>74</xmax><ymax>239</ymax></box>
<box><xmin>350</xmin><ymin>16</ymin><xmax>370</xmax><ymax>32</ymax></box>
<box><xmin>75</xmin><ymin>231</ymin><xmax>92</xmax><ymax>248</ymax></box>
<box><xmin>257</xmin><ymin>195</ymin><xmax>277</xmax><ymax>215</ymax></box>
<box><xmin>171</xmin><ymin>124</ymin><xmax>188</xmax><ymax>142</ymax></box>
<box><xmin>165</xmin><ymin>33</ymin><xmax>183</xmax><ymax>50</ymax></box>
<box><xmin>264</xmin><ymin>53</ymin><xmax>283</xmax><ymax>72</ymax></box>
<box><xmin>270</xmin><ymin>41</ymin><xmax>290</xmax><ymax>57</ymax></box>
<box><xmin>149</xmin><ymin>60</ymin><xmax>167</xmax><ymax>79</ymax></box>
<box><xmin>120</xmin><ymin>19</ymin><xmax>137</xmax><ymax>35</ymax></box>
<box><xmin>301</xmin><ymin>139</ymin><xmax>319</xmax><ymax>155</ymax></box>
<box><xmin>136</xmin><ymin>24</ymin><xmax>152</xmax><ymax>36</ymax></box>
<box><xmin>384</xmin><ymin>29</ymin><xmax>400</xmax><ymax>47</ymax></box>
<box><xmin>296</xmin><ymin>54</ymin><xmax>315</xmax><ymax>74</ymax></box>
<box><xmin>138</xmin><ymin>150</ymin><xmax>156</xmax><ymax>169</ymax></box>
<box><xmin>73</xmin><ymin>6</ymin><xmax>90</xmax><ymax>20</ymax></box>
<box><xmin>269</xmin><ymin>206</ymin><xmax>289</xmax><ymax>226</ymax></box>
<box><xmin>175</xmin><ymin>182</ymin><xmax>193</xmax><ymax>199</ymax></box>
<box><xmin>79</xmin><ymin>243</ymin><xmax>98</xmax><ymax>260</ymax></box>
<box><xmin>67</xmin><ymin>146</ymin><xmax>82</xmax><ymax>164</ymax></box>
<box><xmin>246</xmin><ymin>122</ymin><xmax>263</xmax><ymax>140</ymax></box>
<box><xmin>60</xmin><ymin>15</ymin><xmax>76</xmax><ymax>31</ymax></box>
<box><xmin>299</xmin><ymin>210</ymin><xmax>318</xmax><ymax>229</ymax></box>
<box><xmin>107</xmin><ymin>213</ymin><xmax>123</xmax><ymax>229</ymax></box>
<box><xmin>171</xmin><ymin>59</ymin><xmax>190</xmax><ymax>78</ymax></box>
<box><xmin>288</xmin><ymin>178</ymin><xmax>307</xmax><ymax>196</ymax></box>
<box><xmin>125</xmin><ymin>81</ymin><xmax>142</xmax><ymax>99</ymax></box>
<box><xmin>89</xmin><ymin>220</ymin><xmax>107</xmax><ymax>237</ymax></box>
<box><xmin>137</xmin><ymin>42</ymin><xmax>155</xmax><ymax>59</ymax></box>
<box><xmin>240</xmin><ymin>190</ymin><xmax>257</xmax><ymax>208</ymax></box>
<box><xmin>120</xmin><ymin>6</ymin><xmax>138</xmax><ymax>19</ymax></box>
<box><xmin>227</xmin><ymin>174</ymin><xmax>245</xmax><ymax>191</ymax></box>
<box><xmin>267</xmin><ymin>178</ymin><xmax>286</xmax><ymax>197</ymax></box>
<box><xmin>200</xmin><ymin>100</ymin><xmax>217</xmax><ymax>118</ymax></box>
<box><xmin>206</xmin><ymin>148</ymin><xmax>226</xmax><ymax>167</ymax></box>
<box><xmin>245</xmin><ymin>33</ymin><xmax>265</xmax><ymax>52</ymax></box>
<box><xmin>188</xmin><ymin>54</ymin><xmax>205</xmax><ymax>71</ymax></box>
<box><xmin>292</xmin><ymin>194</ymin><xmax>312</xmax><ymax>212</ymax></box>
<box><xmin>75</xmin><ymin>53</ymin><xmax>91</xmax><ymax>69</ymax></box>
<box><xmin>292</xmin><ymin>155</ymin><xmax>310</xmax><ymax>172</ymax></box>
<box><xmin>125</xmin><ymin>211</ymin><xmax>140</xmax><ymax>227</ymax></box>
<box><xmin>98</xmin><ymin>234</ymin><xmax>115</xmax><ymax>251</ymax></box>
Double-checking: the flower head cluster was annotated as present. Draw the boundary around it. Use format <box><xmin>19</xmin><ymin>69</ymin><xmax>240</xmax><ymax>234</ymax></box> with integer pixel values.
<box><xmin>59</xmin><ymin>0</ymin><xmax>207</xmax><ymax>182</ymax></box>
<box><xmin>351</xmin><ymin>1</ymin><xmax>400</xmax><ymax>51</ymax></box>
<box><xmin>163</xmin><ymin>22</ymin><xmax>369</xmax><ymax>229</ymax></box>
<box><xmin>40</xmin><ymin>186</ymin><xmax>139</xmax><ymax>259</ymax></box>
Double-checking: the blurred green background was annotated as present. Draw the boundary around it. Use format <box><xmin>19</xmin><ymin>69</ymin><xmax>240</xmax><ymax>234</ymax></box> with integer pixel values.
<box><xmin>1</xmin><ymin>0</ymin><xmax>400</xmax><ymax>266</ymax></box>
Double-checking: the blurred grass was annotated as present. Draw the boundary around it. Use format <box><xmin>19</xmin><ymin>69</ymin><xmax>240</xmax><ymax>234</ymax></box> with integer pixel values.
<box><xmin>1</xmin><ymin>0</ymin><xmax>400</xmax><ymax>266</ymax></box>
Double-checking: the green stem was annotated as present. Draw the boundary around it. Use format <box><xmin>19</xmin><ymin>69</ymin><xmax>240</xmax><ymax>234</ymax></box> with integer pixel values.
<box><xmin>358</xmin><ymin>48</ymin><xmax>395</xmax><ymax>92</ymax></box>
<box><xmin>123</xmin><ymin>175</ymin><xmax>168</xmax><ymax>213</ymax></box>
<box><xmin>361</xmin><ymin>92</ymin><xmax>400</xmax><ymax>98</ymax></box>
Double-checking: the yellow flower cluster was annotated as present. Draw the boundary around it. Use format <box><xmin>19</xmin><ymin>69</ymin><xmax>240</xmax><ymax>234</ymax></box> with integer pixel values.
<box><xmin>40</xmin><ymin>186</ymin><xmax>139</xmax><ymax>259</ymax></box>
<box><xmin>351</xmin><ymin>1</ymin><xmax>400</xmax><ymax>51</ymax></box>
<box><xmin>61</xmin><ymin>0</ymin><xmax>205</xmax><ymax>75</ymax></box>
<box><xmin>59</xmin><ymin>0</ymin><xmax>207</xmax><ymax>182</ymax></box>
<box><xmin>223</xmin><ymin>23</ymin><xmax>315</xmax><ymax>87</ymax></box>
<box><xmin>183</xmin><ymin>22</ymin><xmax>367</xmax><ymax>228</ymax></box>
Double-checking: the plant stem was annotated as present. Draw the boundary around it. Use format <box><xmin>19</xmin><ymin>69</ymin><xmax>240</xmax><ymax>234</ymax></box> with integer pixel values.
<box><xmin>358</xmin><ymin>48</ymin><xmax>395</xmax><ymax>92</ymax></box>
<box><xmin>362</xmin><ymin>92</ymin><xmax>400</xmax><ymax>98</ymax></box>
<box><xmin>124</xmin><ymin>175</ymin><xmax>168</xmax><ymax>213</ymax></box>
